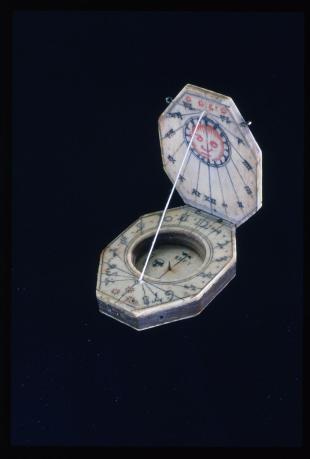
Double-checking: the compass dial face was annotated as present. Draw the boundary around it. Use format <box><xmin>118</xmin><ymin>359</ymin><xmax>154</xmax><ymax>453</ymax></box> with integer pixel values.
<box><xmin>96</xmin><ymin>206</ymin><xmax>236</xmax><ymax>329</ymax></box>
<box><xmin>184</xmin><ymin>116</ymin><xmax>230</xmax><ymax>167</ymax></box>
<box><xmin>159</xmin><ymin>84</ymin><xmax>262</xmax><ymax>226</ymax></box>
<box><xmin>135</xmin><ymin>243</ymin><xmax>204</xmax><ymax>282</ymax></box>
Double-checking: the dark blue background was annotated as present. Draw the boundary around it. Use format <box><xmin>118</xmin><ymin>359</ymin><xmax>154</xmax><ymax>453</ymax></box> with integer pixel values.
<box><xmin>12</xmin><ymin>12</ymin><xmax>303</xmax><ymax>446</ymax></box>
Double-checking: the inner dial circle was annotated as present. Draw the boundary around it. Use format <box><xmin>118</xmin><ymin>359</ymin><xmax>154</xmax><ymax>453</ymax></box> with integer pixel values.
<box><xmin>184</xmin><ymin>116</ymin><xmax>231</xmax><ymax>167</ymax></box>
<box><xmin>131</xmin><ymin>231</ymin><xmax>207</xmax><ymax>282</ymax></box>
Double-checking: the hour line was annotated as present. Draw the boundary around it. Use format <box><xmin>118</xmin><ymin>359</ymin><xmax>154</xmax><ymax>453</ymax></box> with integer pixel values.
<box><xmin>104</xmin><ymin>271</ymin><xmax>135</xmax><ymax>281</ymax></box>
<box><xmin>117</xmin><ymin>281</ymin><xmax>138</xmax><ymax>302</ymax></box>
<box><xmin>229</xmin><ymin>140</ymin><xmax>255</xmax><ymax>174</ymax></box>
<box><xmin>161</xmin><ymin>122</ymin><xmax>186</xmax><ymax>141</ymax></box>
<box><xmin>206</xmin><ymin>125</ymin><xmax>214</xmax><ymax>214</ymax></box>
<box><xmin>230</xmin><ymin>154</ymin><xmax>253</xmax><ymax>198</ymax></box>
<box><xmin>146</xmin><ymin>280</ymin><xmax>182</xmax><ymax>300</ymax></box>
<box><xmin>195</xmin><ymin>156</ymin><xmax>201</xmax><ymax>202</ymax></box>
<box><xmin>172</xmin><ymin>139</ymin><xmax>186</xmax><ymax>158</ymax></box>
<box><xmin>102</xmin><ymin>260</ymin><xmax>136</xmax><ymax>280</ymax></box>
<box><xmin>207</xmin><ymin>222</ymin><xmax>225</xmax><ymax>237</ymax></box>
<box><xmin>216</xmin><ymin>166</ymin><xmax>228</xmax><ymax>215</ymax></box>
<box><xmin>111</xmin><ymin>277</ymin><xmax>138</xmax><ymax>283</ymax></box>
<box><xmin>224</xmin><ymin>164</ymin><xmax>244</xmax><ymax>213</ymax></box>
<box><xmin>181</xmin><ymin>150</ymin><xmax>193</xmax><ymax>177</ymax></box>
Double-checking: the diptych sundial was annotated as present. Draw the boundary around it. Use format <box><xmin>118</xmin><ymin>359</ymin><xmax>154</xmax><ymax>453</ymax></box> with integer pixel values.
<box><xmin>96</xmin><ymin>84</ymin><xmax>262</xmax><ymax>330</ymax></box>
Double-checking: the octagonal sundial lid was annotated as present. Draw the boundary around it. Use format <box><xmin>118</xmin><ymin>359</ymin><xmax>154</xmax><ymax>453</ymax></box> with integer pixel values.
<box><xmin>159</xmin><ymin>84</ymin><xmax>262</xmax><ymax>226</ymax></box>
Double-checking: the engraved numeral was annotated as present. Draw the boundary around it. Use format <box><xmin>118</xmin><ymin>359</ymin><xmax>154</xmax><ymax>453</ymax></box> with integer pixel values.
<box><xmin>104</xmin><ymin>278</ymin><xmax>114</xmax><ymax>286</ymax></box>
<box><xmin>143</xmin><ymin>295</ymin><xmax>150</xmax><ymax>306</ymax></box>
<box><xmin>220</xmin><ymin>115</ymin><xmax>231</xmax><ymax>124</ymax></box>
<box><xmin>167</xmin><ymin>155</ymin><xmax>176</xmax><ymax>163</ymax></box>
<box><xmin>136</xmin><ymin>221</ymin><xmax>144</xmax><ymax>232</ymax></box>
<box><xmin>125</xmin><ymin>296</ymin><xmax>137</xmax><ymax>306</ymax></box>
<box><xmin>217</xmin><ymin>241</ymin><xmax>229</xmax><ymax>249</ymax></box>
<box><xmin>197</xmin><ymin>218</ymin><xmax>209</xmax><ymax>229</ymax></box>
<box><xmin>153</xmin><ymin>293</ymin><xmax>163</xmax><ymax>304</ymax></box>
<box><xmin>183</xmin><ymin>284</ymin><xmax>197</xmax><ymax>291</ymax></box>
<box><xmin>105</xmin><ymin>269</ymin><xmax>117</xmax><ymax>276</ymax></box>
<box><xmin>152</xmin><ymin>258</ymin><xmax>165</xmax><ymax>267</ymax></box>
<box><xmin>242</xmin><ymin>160</ymin><xmax>252</xmax><ymax>171</ymax></box>
<box><xmin>167</xmin><ymin>111</ymin><xmax>183</xmax><ymax>120</ymax></box>
<box><xmin>164</xmin><ymin>128</ymin><xmax>175</xmax><ymax>139</ymax></box>
<box><xmin>204</xmin><ymin>195</ymin><xmax>216</xmax><ymax>205</ymax></box>
<box><xmin>120</xmin><ymin>235</ymin><xmax>127</xmax><ymax>245</ymax></box>
<box><xmin>215</xmin><ymin>256</ymin><xmax>228</xmax><ymax>262</ymax></box>
<box><xmin>179</xmin><ymin>212</ymin><xmax>189</xmax><ymax>222</ymax></box>
<box><xmin>183</xmin><ymin>101</ymin><xmax>193</xmax><ymax>110</ymax></box>
<box><xmin>192</xmin><ymin>188</ymin><xmax>201</xmax><ymax>197</ymax></box>
<box><xmin>165</xmin><ymin>290</ymin><xmax>174</xmax><ymax>301</ymax></box>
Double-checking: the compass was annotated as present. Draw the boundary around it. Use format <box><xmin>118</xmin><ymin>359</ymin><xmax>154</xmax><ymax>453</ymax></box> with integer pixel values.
<box><xmin>96</xmin><ymin>84</ymin><xmax>262</xmax><ymax>330</ymax></box>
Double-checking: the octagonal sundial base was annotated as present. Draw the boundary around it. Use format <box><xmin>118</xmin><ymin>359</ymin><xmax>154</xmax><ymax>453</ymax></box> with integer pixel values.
<box><xmin>96</xmin><ymin>206</ymin><xmax>236</xmax><ymax>331</ymax></box>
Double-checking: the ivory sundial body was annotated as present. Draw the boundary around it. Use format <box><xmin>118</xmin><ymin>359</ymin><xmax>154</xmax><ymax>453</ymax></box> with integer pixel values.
<box><xmin>96</xmin><ymin>84</ymin><xmax>262</xmax><ymax>331</ymax></box>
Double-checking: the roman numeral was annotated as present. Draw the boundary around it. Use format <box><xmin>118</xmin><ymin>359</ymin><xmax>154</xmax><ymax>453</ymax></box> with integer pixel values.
<box><xmin>242</xmin><ymin>160</ymin><xmax>252</xmax><ymax>171</ymax></box>
<box><xmin>204</xmin><ymin>195</ymin><xmax>216</xmax><ymax>205</ymax></box>
<box><xmin>192</xmin><ymin>188</ymin><xmax>201</xmax><ymax>197</ymax></box>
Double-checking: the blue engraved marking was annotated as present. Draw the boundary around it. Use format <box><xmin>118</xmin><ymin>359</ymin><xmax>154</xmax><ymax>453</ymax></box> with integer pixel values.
<box><xmin>242</xmin><ymin>160</ymin><xmax>253</xmax><ymax>171</ymax></box>
<box><xmin>164</xmin><ymin>128</ymin><xmax>175</xmax><ymax>139</ymax></box>
<box><xmin>167</xmin><ymin>111</ymin><xmax>183</xmax><ymax>120</ymax></box>
<box><xmin>167</xmin><ymin>154</ymin><xmax>176</xmax><ymax>163</ymax></box>
<box><xmin>204</xmin><ymin>195</ymin><xmax>216</xmax><ymax>205</ymax></box>
<box><xmin>220</xmin><ymin>115</ymin><xmax>231</xmax><ymax>124</ymax></box>
<box><xmin>183</xmin><ymin>101</ymin><xmax>194</xmax><ymax>110</ymax></box>
<box><xmin>192</xmin><ymin>188</ymin><xmax>201</xmax><ymax>197</ymax></box>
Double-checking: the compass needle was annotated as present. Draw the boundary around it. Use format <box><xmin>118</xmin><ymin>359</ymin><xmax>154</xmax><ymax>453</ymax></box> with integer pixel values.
<box><xmin>96</xmin><ymin>84</ymin><xmax>262</xmax><ymax>330</ymax></box>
